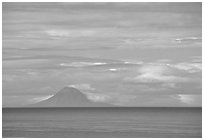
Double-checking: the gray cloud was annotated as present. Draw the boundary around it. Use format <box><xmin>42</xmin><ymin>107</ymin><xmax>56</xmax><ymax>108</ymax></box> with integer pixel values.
<box><xmin>3</xmin><ymin>3</ymin><xmax>202</xmax><ymax>107</ymax></box>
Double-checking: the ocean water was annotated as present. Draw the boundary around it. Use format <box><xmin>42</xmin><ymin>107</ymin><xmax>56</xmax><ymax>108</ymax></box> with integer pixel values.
<box><xmin>2</xmin><ymin>107</ymin><xmax>202</xmax><ymax>138</ymax></box>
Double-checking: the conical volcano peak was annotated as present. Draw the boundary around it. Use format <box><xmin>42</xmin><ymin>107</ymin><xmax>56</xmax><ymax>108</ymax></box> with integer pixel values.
<box><xmin>30</xmin><ymin>87</ymin><xmax>115</xmax><ymax>107</ymax></box>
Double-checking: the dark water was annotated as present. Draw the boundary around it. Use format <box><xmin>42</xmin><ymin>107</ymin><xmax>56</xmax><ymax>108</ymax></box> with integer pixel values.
<box><xmin>2</xmin><ymin>107</ymin><xmax>202</xmax><ymax>138</ymax></box>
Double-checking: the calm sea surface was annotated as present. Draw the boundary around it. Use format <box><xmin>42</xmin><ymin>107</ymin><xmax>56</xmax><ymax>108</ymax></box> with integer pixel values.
<box><xmin>2</xmin><ymin>107</ymin><xmax>202</xmax><ymax>138</ymax></box>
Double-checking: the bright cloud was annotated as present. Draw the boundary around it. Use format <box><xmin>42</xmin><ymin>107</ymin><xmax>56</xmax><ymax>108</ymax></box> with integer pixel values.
<box><xmin>68</xmin><ymin>84</ymin><xmax>95</xmax><ymax>91</ymax></box>
<box><xmin>59</xmin><ymin>62</ymin><xmax>107</xmax><ymax>67</ymax></box>
<box><xmin>125</xmin><ymin>65</ymin><xmax>190</xmax><ymax>84</ymax></box>
<box><xmin>45</xmin><ymin>29</ymin><xmax>96</xmax><ymax>39</ymax></box>
<box><xmin>177</xmin><ymin>94</ymin><xmax>195</xmax><ymax>104</ymax></box>
<box><xmin>85</xmin><ymin>92</ymin><xmax>112</xmax><ymax>103</ymax></box>
<box><xmin>172</xmin><ymin>63</ymin><xmax>202</xmax><ymax>73</ymax></box>
<box><xmin>174</xmin><ymin>37</ymin><xmax>202</xmax><ymax>43</ymax></box>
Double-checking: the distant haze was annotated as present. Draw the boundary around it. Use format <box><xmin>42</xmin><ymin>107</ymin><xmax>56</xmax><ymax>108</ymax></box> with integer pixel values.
<box><xmin>2</xmin><ymin>2</ymin><xmax>202</xmax><ymax>107</ymax></box>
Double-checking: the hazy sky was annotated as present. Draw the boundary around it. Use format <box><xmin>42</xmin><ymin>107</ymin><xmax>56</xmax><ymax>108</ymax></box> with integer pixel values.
<box><xmin>2</xmin><ymin>2</ymin><xmax>202</xmax><ymax>107</ymax></box>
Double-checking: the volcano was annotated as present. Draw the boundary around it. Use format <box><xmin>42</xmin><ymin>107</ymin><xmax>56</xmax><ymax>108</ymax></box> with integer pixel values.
<box><xmin>30</xmin><ymin>87</ymin><xmax>114</xmax><ymax>107</ymax></box>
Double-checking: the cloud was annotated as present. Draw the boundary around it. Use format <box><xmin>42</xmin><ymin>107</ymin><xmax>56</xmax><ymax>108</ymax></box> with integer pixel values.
<box><xmin>146</xmin><ymin>59</ymin><xmax>201</xmax><ymax>74</ymax></box>
<box><xmin>108</xmin><ymin>68</ymin><xmax>128</xmax><ymax>72</ymax></box>
<box><xmin>121</xmin><ymin>36</ymin><xmax>202</xmax><ymax>49</ymax></box>
<box><xmin>45</xmin><ymin>29</ymin><xmax>96</xmax><ymax>39</ymax></box>
<box><xmin>108</xmin><ymin>68</ymin><xmax>120</xmax><ymax>72</ymax></box>
<box><xmin>123</xmin><ymin>60</ymin><xmax>144</xmax><ymax>64</ymax></box>
<box><xmin>125</xmin><ymin>65</ymin><xmax>190</xmax><ymax>84</ymax></box>
<box><xmin>155</xmin><ymin>59</ymin><xmax>173</xmax><ymax>63</ymax></box>
<box><xmin>2</xmin><ymin>54</ymin><xmax>201</xmax><ymax>106</ymax></box>
<box><xmin>173</xmin><ymin>94</ymin><xmax>202</xmax><ymax>105</ymax></box>
<box><xmin>171</xmin><ymin>63</ymin><xmax>201</xmax><ymax>73</ymax></box>
<box><xmin>190</xmin><ymin>56</ymin><xmax>202</xmax><ymax>63</ymax></box>
<box><xmin>177</xmin><ymin>94</ymin><xmax>194</xmax><ymax>104</ymax></box>
<box><xmin>32</xmin><ymin>95</ymin><xmax>54</xmax><ymax>102</ymax></box>
<box><xmin>59</xmin><ymin>62</ymin><xmax>107</xmax><ymax>67</ymax></box>
<box><xmin>85</xmin><ymin>92</ymin><xmax>112</xmax><ymax>103</ymax></box>
<box><xmin>132</xmin><ymin>73</ymin><xmax>189</xmax><ymax>83</ymax></box>
<box><xmin>174</xmin><ymin>37</ymin><xmax>202</xmax><ymax>43</ymax></box>
<box><xmin>2</xmin><ymin>2</ymin><xmax>202</xmax><ymax>107</ymax></box>
<box><xmin>68</xmin><ymin>84</ymin><xmax>95</xmax><ymax>91</ymax></box>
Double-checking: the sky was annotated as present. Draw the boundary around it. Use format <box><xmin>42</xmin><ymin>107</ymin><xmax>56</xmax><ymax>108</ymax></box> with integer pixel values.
<box><xmin>2</xmin><ymin>2</ymin><xmax>202</xmax><ymax>107</ymax></box>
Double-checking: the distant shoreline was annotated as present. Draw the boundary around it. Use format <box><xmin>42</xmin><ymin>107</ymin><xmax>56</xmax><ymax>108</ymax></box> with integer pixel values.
<box><xmin>2</xmin><ymin>107</ymin><xmax>202</xmax><ymax>109</ymax></box>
